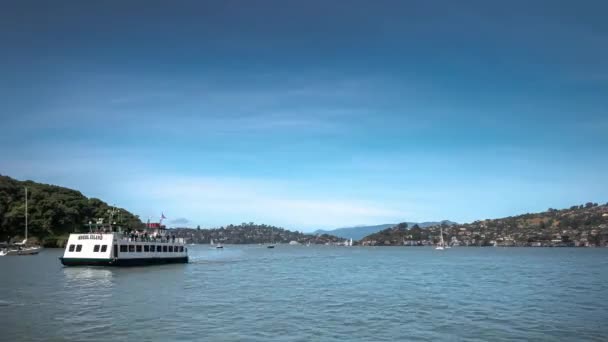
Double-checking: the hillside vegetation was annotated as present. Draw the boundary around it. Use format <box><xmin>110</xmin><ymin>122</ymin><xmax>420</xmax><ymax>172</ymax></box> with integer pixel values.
<box><xmin>172</xmin><ymin>223</ymin><xmax>345</xmax><ymax>245</ymax></box>
<box><xmin>0</xmin><ymin>174</ymin><xmax>143</xmax><ymax>246</ymax></box>
<box><xmin>361</xmin><ymin>203</ymin><xmax>608</xmax><ymax>247</ymax></box>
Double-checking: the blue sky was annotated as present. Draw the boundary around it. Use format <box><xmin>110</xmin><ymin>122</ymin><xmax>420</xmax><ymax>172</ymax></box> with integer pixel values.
<box><xmin>1</xmin><ymin>1</ymin><xmax>607</xmax><ymax>231</ymax></box>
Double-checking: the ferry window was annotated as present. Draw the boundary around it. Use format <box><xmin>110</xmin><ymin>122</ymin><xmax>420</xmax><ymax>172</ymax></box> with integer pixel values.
<box><xmin>120</xmin><ymin>245</ymin><xmax>127</xmax><ymax>252</ymax></box>
<box><xmin>101</xmin><ymin>245</ymin><xmax>107</xmax><ymax>252</ymax></box>
<box><xmin>157</xmin><ymin>245</ymin><xmax>162</xmax><ymax>252</ymax></box>
<box><xmin>128</xmin><ymin>245</ymin><xmax>135</xmax><ymax>252</ymax></box>
<box><xmin>163</xmin><ymin>245</ymin><xmax>168</xmax><ymax>252</ymax></box>
<box><xmin>144</xmin><ymin>245</ymin><xmax>150</xmax><ymax>252</ymax></box>
<box><xmin>179</xmin><ymin>246</ymin><xmax>183</xmax><ymax>252</ymax></box>
<box><xmin>69</xmin><ymin>244</ymin><xmax>75</xmax><ymax>252</ymax></box>
<box><xmin>169</xmin><ymin>246</ymin><xmax>174</xmax><ymax>252</ymax></box>
<box><xmin>93</xmin><ymin>245</ymin><xmax>100</xmax><ymax>252</ymax></box>
<box><xmin>136</xmin><ymin>245</ymin><xmax>142</xmax><ymax>252</ymax></box>
<box><xmin>150</xmin><ymin>245</ymin><xmax>155</xmax><ymax>252</ymax></box>
<box><xmin>76</xmin><ymin>244</ymin><xmax>82</xmax><ymax>252</ymax></box>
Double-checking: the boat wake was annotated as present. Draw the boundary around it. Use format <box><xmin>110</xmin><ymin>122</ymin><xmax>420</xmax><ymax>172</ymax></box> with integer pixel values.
<box><xmin>187</xmin><ymin>258</ymin><xmax>244</xmax><ymax>265</ymax></box>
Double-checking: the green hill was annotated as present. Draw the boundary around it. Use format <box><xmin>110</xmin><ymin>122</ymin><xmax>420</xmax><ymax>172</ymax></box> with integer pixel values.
<box><xmin>0</xmin><ymin>174</ymin><xmax>143</xmax><ymax>246</ymax></box>
<box><xmin>361</xmin><ymin>203</ymin><xmax>608</xmax><ymax>247</ymax></box>
<box><xmin>171</xmin><ymin>223</ymin><xmax>345</xmax><ymax>245</ymax></box>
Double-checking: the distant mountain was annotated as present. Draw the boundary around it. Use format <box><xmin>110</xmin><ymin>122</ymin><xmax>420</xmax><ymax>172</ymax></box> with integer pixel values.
<box><xmin>314</xmin><ymin>221</ymin><xmax>456</xmax><ymax>240</ymax></box>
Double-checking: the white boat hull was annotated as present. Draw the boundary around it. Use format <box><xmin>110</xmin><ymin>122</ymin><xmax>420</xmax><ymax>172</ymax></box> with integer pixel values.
<box><xmin>1</xmin><ymin>246</ymin><xmax>43</xmax><ymax>256</ymax></box>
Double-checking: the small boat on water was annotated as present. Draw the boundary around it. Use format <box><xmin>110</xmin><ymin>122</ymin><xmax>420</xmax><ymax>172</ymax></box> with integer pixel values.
<box><xmin>210</xmin><ymin>239</ymin><xmax>224</xmax><ymax>249</ymax></box>
<box><xmin>267</xmin><ymin>226</ymin><xmax>275</xmax><ymax>248</ymax></box>
<box><xmin>1</xmin><ymin>187</ymin><xmax>42</xmax><ymax>256</ymax></box>
<box><xmin>59</xmin><ymin>213</ymin><xmax>188</xmax><ymax>267</ymax></box>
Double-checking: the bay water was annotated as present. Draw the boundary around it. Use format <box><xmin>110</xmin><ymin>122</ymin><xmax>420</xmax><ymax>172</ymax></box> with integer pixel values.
<box><xmin>1</xmin><ymin>246</ymin><xmax>607</xmax><ymax>341</ymax></box>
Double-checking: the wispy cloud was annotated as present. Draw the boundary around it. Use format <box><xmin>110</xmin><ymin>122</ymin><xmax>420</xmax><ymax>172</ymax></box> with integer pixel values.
<box><xmin>124</xmin><ymin>175</ymin><xmax>408</xmax><ymax>229</ymax></box>
<box><xmin>4</xmin><ymin>72</ymin><xmax>395</xmax><ymax>140</ymax></box>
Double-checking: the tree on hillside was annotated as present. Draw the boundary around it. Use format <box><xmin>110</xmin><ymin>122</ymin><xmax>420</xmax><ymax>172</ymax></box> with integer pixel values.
<box><xmin>409</xmin><ymin>225</ymin><xmax>423</xmax><ymax>240</ymax></box>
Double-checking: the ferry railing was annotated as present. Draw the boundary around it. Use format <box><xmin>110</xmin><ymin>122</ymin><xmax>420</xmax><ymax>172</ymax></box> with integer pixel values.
<box><xmin>117</xmin><ymin>236</ymin><xmax>186</xmax><ymax>244</ymax></box>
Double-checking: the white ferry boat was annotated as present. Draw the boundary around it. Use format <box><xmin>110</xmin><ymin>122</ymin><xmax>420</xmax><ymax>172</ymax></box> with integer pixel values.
<box><xmin>60</xmin><ymin>221</ymin><xmax>188</xmax><ymax>267</ymax></box>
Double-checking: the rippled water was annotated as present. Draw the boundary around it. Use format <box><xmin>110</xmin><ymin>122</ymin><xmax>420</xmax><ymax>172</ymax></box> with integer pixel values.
<box><xmin>1</xmin><ymin>246</ymin><xmax>607</xmax><ymax>341</ymax></box>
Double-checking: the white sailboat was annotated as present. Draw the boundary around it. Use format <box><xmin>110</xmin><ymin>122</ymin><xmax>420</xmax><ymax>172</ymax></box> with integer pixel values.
<box><xmin>210</xmin><ymin>238</ymin><xmax>223</xmax><ymax>249</ymax></box>
<box><xmin>435</xmin><ymin>226</ymin><xmax>445</xmax><ymax>250</ymax></box>
<box><xmin>1</xmin><ymin>187</ymin><xmax>43</xmax><ymax>256</ymax></box>
<box><xmin>267</xmin><ymin>226</ymin><xmax>275</xmax><ymax>248</ymax></box>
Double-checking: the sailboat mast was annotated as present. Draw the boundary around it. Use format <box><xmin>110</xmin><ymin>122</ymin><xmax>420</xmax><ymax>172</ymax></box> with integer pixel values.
<box><xmin>25</xmin><ymin>187</ymin><xmax>28</xmax><ymax>241</ymax></box>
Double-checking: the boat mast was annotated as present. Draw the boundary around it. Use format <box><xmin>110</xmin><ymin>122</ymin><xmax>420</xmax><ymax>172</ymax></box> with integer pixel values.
<box><xmin>25</xmin><ymin>187</ymin><xmax>28</xmax><ymax>241</ymax></box>
<box><xmin>108</xmin><ymin>206</ymin><xmax>117</xmax><ymax>232</ymax></box>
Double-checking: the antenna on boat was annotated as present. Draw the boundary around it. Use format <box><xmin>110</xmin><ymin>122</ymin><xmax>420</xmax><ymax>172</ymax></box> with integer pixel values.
<box><xmin>108</xmin><ymin>206</ymin><xmax>118</xmax><ymax>232</ymax></box>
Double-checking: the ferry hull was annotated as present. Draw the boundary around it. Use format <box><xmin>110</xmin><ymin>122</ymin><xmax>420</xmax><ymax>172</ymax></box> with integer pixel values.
<box><xmin>60</xmin><ymin>256</ymin><xmax>188</xmax><ymax>267</ymax></box>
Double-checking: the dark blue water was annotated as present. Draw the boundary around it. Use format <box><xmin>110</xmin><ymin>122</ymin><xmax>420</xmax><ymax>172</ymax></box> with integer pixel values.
<box><xmin>1</xmin><ymin>246</ymin><xmax>607</xmax><ymax>341</ymax></box>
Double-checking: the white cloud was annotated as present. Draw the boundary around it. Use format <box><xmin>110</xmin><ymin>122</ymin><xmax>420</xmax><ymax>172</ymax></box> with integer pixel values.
<box><xmin>123</xmin><ymin>175</ymin><xmax>407</xmax><ymax>230</ymax></box>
